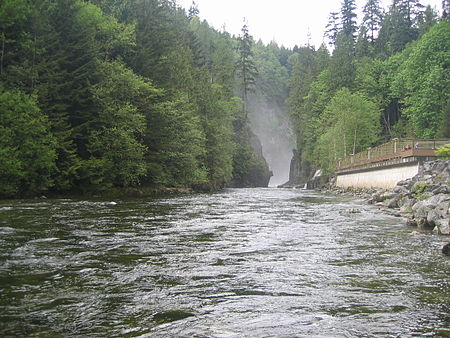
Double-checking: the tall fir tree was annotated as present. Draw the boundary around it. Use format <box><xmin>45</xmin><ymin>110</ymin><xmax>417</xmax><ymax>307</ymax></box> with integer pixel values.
<box><xmin>324</xmin><ymin>12</ymin><xmax>341</xmax><ymax>46</ymax></box>
<box><xmin>341</xmin><ymin>0</ymin><xmax>358</xmax><ymax>39</ymax></box>
<box><xmin>363</xmin><ymin>0</ymin><xmax>384</xmax><ymax>44</ymax></box>
<box><xmin>236</xmin><ymin>21</ymin><xmax>258</xmax><ymax>116</ymax></box>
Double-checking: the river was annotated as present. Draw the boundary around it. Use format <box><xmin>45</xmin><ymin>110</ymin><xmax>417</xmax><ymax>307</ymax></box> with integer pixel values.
<box><xmin>0</xmin><ymin>188</ymin><xmax>449</xmax><ymax>337</ymax></box>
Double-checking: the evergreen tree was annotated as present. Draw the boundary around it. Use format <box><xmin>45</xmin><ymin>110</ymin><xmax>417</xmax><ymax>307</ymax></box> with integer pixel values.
<box><xmin>341</xmin><ymin>0</ymin><xmax>358</xmax><ymax>39</ymax></box>
<box><xmin>324</xmin><ymin>11</ymin><xmax>341</xmax><ymax>46</ymax></box>
<box><xmin>362</xmin><ymin>0</ymin><xmax>384</xmax><ymax>44</ymax></box>
<box><xmin>188</xmin><ymin>1</ymin><xmax>199</xmax><ymax>19</ymax></box>
<box><xmin>330</xmin><ymin>31</ymin><xmax>356</xmax><ymax>90</ymax></box>
<box><xmin>418</xmin><ymin>5</ymin><xmax>438</xmax><ymax>36</ymax></box>
<box><xmin>377</xmin><ymin>0</ymin><xmax>425</xmax><ymax>56</ymax></box>
<box><xmin>397</xmin><ymin>21</ymin><xmax>450</xmax><ymax>137</ymax></box>
<box><xmin>236</xmin><ymin>21</ymin><xmax>258</xmax><ymax>115</ymax></box>
<box><xmin>0</xmin><ymin>88</ymin><xmax>56</xmax><ymax>197</ymax></box>
<box><xmin>355</xmin><ymin>25</ymin><xmax>372</xmax><ymax>58</ymax></box>
<box><xmin>212</xmin><ymin>34</ymin><xmax>235</xmax><ymax>96</ymax></box>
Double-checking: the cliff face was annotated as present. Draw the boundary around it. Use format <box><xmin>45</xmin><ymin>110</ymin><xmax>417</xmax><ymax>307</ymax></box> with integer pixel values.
<box><xmin>279</xmin><ymin>149</ymin><xmax>313</xmax><ymax>187</ymax></box>
<box><xmin>248</xmin><ymin>132</ymin><xmax>273</xmax><ymax>187</ymax></box>
<box><xmin>228</xmin><ymin>130</ymin><xmax>272</xmax><ymax>188</ymax></box>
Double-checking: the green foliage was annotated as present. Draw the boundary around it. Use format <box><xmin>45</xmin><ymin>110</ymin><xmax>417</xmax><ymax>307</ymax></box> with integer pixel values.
<box><xmin>0</xmin><ymin>89</ymin><xmax>56</xmax><ymax>197</ymax></box>
<box><xmin>0</xmin><ymin>0</ymin><xmax>278</xmax><ymax>197</ymax></box>
<box><xmin>84</xmin><ymin>61</ymin><xmax>158</xmax><ymax>191</ymax></box>
<box><xmin>398</xmin><ymin>21</ymin><xmax>450</xmax><ymax>138</ymax></box>
<box><xmin>412</xmin><ymin>182</ymin><xmax>429</xmax><ymax>199</ymax></box>
<box><xmin>436</xmin><ymin>144</ymin><xmax>450</xmax><ymax>157</ymax></box>
<box><xmin>236</xmin><ymin>23</ymin><xmax>258</xmax><ymax>109</ymax></box>
<box><xmin>318</xmin><ymin>88</ymin><xmax>380</xmax><ymax>171</ymax></box>
<box><xmin>146</xmin><ymin>95</ymin><xmax>207</xmax><ymax>187</ymax></box>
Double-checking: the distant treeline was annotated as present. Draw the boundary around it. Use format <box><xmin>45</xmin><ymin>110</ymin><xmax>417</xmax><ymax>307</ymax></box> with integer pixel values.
<box><xmin>0</xmin><ymin>0</ymin><xmax>288</xmax><ymax>198</ymax></box>
<box><xmin>288</xmin><ymin>0</ymin><xmax>450</xmax><ymax>177</ymax></box>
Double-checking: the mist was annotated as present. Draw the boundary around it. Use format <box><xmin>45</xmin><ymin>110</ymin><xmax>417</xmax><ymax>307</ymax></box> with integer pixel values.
<box><xmin>248</xmin><ymin>94</ymin><xmax>296</xmax><ymax>187</ymax></box>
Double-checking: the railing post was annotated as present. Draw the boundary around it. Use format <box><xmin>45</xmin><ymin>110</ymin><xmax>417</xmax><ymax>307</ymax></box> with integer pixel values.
<box><xmin>393</xmin><ymin>138</ymin><xmax>398</xmax><ymax>153</ymax></box>
<box><xmin>367</xmin><ymin>147</ymin><xmax>371</xmax><ymax>160</ymax></box>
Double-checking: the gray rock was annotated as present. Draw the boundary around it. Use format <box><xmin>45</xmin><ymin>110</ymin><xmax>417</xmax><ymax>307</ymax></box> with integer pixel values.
<box><xmin>427</xmin><ymin>209</ymin><xmax>441</xmax><ymax>226</ymax></box>
<box><xmin>387</xmin><ymin>197</ymin><xmax>400</xmax><ymax>209</ymax></box>
<box><xmin>398</xmin><ymin>197</ymin><xmax>415</xmax><ymax>209</ymax></box>
<box><xmin>393</xmin><ymin>185</ymin><xmax>409</xmax><ymax>195</ymax></box>
<box><xmin>443</xmin><ymin>242</ymin><xmax>450</xmax><ymax>255</ymax></box>
<box><xmin>369</xmin><ymin>191</ymin><xmax>385</xmax><ymax>204</ymax></box>
<box><xmin>432</xmin><ymin>185</ymin><xmax>450</xmax><ymax>195</ymax></box>
<box><xmin>380</xmin><ymin>191</ymin><xmax>398</xmax><ymax>201</ymax></box>
<box><xmin>436</xmin><ymin>201</ymin><xmax>450</xmax><ymax>218</ymax></box>
<box><xmin>397</xmin><ymin>179</ymin><xmax>410</xmax><ymax>186</ymax></box>
<box><xmin>412</xmin><ymin>201</ymin><xmax>432</xmax><ymax>218</ymax></box>
<box><xmin>435</xmin><ymin>219</ymin><xmax>450</xmax><ymax>235</ymax></box>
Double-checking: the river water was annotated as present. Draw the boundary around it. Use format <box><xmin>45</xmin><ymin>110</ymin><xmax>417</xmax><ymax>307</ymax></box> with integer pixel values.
<box><xmin>0</xmin><ymin>188</ymin><xmax>449</xmax><ymax>337</ymax></box>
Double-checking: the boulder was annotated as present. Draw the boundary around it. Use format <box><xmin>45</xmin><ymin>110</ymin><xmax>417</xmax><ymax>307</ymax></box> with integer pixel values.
<box><xmin>434</xmin><ymin>219</ymin><xmax>450</xmax><ymax>235</ymax></box>
<box><xmin>412</xmin><ymin>200</ymin><xmax>433</xmax><ymax>219</ymax></box>
<box><xmin>432</xmin><ymin>184</ymin><xmax>450</xmax><ymax>195</ymax></box>
<box><xmin>443</xmin><ymin>242</ymin><xmax>450</xmax><ymax>256</ymax></box>
<box><xmin>393</xmin><ymin>185</ymin><xmax>409</xmax><ymax>195</ymax></box>
<box><xmin>398</xmin><ymin>197</ymin><xmax>415</xmax><ymax>210</ymax></box>
<box><xmin>381</xmin><ymin>191</ymin><xmax>399</xmax><ymax>200</ymax></box>
<box><xmin>386</xmin><ymin>197</ymin><xmax>400</xmax><ymax>209</ymax></box>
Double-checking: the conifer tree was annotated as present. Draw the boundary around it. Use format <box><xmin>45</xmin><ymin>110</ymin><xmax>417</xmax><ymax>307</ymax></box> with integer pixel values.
<box><xmin>236</xmin><ymin>21</ymin><xmax>258</xmax><ymax>115</ymax></box>
<box><xmin>188</xmin><ymin>1</ymin><xmax>199</xmax><ymax>19</ymax></box>
<box><xmin>363</xmin><ymin>0</ymin><xmax>384</xmax><ymax>44</ymax></box>
<box><xmin>341</xmin><ymin>0</ymin><xmax>358</xmax><ymax>39</ymax></box>
<box><xmin>324</xmin><ymin>12</ymin><xmax>341</xmax><ymax>46</ymax></box>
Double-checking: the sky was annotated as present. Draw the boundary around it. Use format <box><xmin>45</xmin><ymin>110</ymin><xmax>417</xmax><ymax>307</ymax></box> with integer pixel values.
<box><xmin>176</xmin><ymin>0</ymin><xmax>443</xmax><ymax>48</ymax></box>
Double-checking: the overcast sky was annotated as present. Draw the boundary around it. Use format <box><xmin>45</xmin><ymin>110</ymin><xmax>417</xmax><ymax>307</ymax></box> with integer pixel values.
<box><xmin>177</xmin><ymin>0</ymin><xmax>443</xmax><ymax>48</ymax></box>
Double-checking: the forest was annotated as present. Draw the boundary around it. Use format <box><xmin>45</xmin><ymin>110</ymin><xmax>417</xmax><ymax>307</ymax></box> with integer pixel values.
<box><xmin>0</xmin><ymin>0</ymin><xmax>449</xmax><ymax>197</ymax></box>
<box><xmin>288</xmin><ymin>0</ymin><xmax>450</xmax><ymax>183</ymax></box>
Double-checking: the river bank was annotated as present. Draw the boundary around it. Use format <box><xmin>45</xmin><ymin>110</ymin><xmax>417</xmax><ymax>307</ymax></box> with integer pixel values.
<box><xmin>319</xmin><ymin>159</ymin><xmax>450</xmax><ymax>253</ymax></box>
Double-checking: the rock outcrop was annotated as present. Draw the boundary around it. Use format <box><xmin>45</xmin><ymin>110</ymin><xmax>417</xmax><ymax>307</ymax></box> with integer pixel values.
<box><xmin>278</xmin><ymin>149</ymin><xmax>313</xmax><ymax>187</ymax></box>
<box><xmin>228</xmin><ymin>131</ymin><xmax>272</xmax><ymax>188</ymax></box>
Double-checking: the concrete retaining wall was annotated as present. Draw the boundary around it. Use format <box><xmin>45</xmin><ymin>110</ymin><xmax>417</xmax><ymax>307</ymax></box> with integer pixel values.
<box><xmin>336</xmin><ymin>162</ymin><xmax>419</xmax><ymax>189</ymax></box>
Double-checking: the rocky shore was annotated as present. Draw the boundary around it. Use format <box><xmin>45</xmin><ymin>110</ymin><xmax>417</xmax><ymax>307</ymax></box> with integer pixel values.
<box><xmin>321</xmin><ymin>159</ymin><xmax>450</xmax><ymax>254</ymax></box>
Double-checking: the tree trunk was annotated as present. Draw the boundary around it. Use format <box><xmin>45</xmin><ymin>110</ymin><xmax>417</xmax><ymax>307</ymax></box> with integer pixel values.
<box><xmin>343</xmin><ymin>133</ymin><xmax>347</xmax><ymax>157</ymax></box>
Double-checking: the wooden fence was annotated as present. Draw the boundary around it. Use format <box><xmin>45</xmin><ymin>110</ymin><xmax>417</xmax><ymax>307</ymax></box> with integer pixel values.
<box><xmin>336</xmin><ymin>138</ymin><xmax>448</xmax><ymax>171</ymax></box>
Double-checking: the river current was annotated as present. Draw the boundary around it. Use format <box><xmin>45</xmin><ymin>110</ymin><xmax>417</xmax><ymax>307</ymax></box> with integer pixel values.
<box><xmin>0</xmin><ymin>188</ymin><xmax>449</xmax><ymax>337</ymax></box>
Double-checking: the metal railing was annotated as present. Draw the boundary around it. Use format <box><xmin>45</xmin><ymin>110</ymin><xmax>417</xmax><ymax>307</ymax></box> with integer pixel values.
<box><xmin>336</xmin><ymin>138</ymin><xmax>449</xmax><ymax>171</ymax></box>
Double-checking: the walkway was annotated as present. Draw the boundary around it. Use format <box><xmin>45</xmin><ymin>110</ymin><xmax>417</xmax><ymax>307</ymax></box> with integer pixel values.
<box><xmin>335</xmin><ymin>138</ymin><xmax>448</xmax><ymax>173</ymax></box>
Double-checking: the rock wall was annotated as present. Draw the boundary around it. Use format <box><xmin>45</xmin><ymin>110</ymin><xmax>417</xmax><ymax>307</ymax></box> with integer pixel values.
<box><xmin>279</xmin><ymin>149</ymin><xmax>313</xmax><ymax>187</ymax></box>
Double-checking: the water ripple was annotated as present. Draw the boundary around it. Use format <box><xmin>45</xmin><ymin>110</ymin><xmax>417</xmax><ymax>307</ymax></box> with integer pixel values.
<box><xmin>0</xmin><ymin>188</ymin><xmax>449</xmax><ymax>336</ymax></box>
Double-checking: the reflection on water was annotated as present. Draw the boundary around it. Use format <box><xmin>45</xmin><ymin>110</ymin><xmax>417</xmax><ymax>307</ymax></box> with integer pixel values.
<box><xmin>0</xmin><ymin>188</ymin><xmax>449</xmax><ymax>336</ymax></box>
